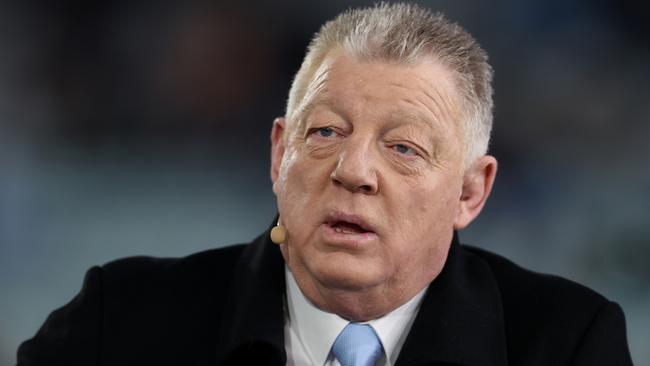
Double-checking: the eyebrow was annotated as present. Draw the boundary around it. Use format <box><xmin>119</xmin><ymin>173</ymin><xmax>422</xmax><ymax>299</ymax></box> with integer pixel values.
<box><xmin>301</xmin><ymin>97</ymin><xmax>334</xmax><ymax>116</ymax></box>
<box><xmin>385</xmin><ymin>108</ymin><xmax>446</xmax><ymax>155</ymax></box>
<box><xmin>297</xmin><ymin>96</ymin><xmax>345</xmax><ymax>123</ymax></box>
<box><xmin>293</xmin><ymin>97</ymin><xmax>347</xmax><ymax>138</ymax></box>
<box><xmin>387</xmin><ymin>106</ymin><xmax>441</xmax><ymax>134</ymax></box>
<box><xmin>300</xmin><ymin>96</ymin><xmax>444</xmax><ymax>134</ymax></box>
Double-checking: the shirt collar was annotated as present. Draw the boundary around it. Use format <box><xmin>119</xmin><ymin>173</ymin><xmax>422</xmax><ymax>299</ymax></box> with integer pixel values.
<box><xmin>369</xmin><ymin>287</ymin><xmax>426</xmax><ymax>365</ymax></box>
<box><xmin>285</xmin><ymin>267</ymin><xmax>427</xmax><ymax>366</ymax></box>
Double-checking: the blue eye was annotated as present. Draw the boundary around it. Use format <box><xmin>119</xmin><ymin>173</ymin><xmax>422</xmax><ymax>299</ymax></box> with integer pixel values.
<box><xmin>394</xmin><ymin>144</ymin><xmax>416</xmax><ymax>155</ymax></box>
<box><xmin>316</xmin><ymin>127</ymin><xmax>336</xmax><ymax>137</ymax></box>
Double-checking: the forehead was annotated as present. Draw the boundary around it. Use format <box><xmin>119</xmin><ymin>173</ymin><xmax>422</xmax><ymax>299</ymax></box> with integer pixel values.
<box><xmin>294</xmin><ymin>52</ymin><xmax>462</xmax><ymax>134</ymax></box>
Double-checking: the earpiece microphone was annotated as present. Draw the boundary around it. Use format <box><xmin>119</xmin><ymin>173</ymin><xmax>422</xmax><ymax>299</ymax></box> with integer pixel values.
<box><xmin>270</xmin><ymin>224</ymin><xmax>287</xmax><ymax>244</ymax></box>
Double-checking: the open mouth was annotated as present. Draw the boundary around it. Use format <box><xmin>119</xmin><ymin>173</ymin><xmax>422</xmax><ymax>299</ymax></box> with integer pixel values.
<box><xmin>321</xmin><ymin>213</ymin><xmax>377</xmax><ymax>245</ymax></box>
<box><xmin>329</xmin><ymin>221</ymin><xmax>371</xmax><ymax>234</ymax></box>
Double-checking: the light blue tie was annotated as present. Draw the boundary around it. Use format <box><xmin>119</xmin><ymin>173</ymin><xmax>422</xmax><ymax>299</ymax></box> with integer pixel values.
<box><xmin>332</xmin><ymin>323</ymin><xmax>384</xmax><ymax>366</ymax></box>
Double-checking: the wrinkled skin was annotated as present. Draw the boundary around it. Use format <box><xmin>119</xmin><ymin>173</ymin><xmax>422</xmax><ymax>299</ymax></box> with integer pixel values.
<box><xmin>270</xmin><ymin>51</ymin><xmax>497</xmax><ymax>321</ymax></box>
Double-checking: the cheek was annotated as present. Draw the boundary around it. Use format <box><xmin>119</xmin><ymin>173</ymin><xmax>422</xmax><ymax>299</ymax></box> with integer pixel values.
<box><xmin>275</xmin><ymin>147</ymin><xmax>311</xmax><ymax>204</ymax></box>
<box><xmin>387</xmin><ymin>186</ymin><xmax>457</xmax><ymax>283</ymax></box>
<box><xmin>274</xmin><ymin>148</ymin><xmax>332</xmax><ymax>238</ymax></box>
<box><xmin>388</xmin><ymin>178</ymin><xmax>460</xmax><ymax>252</ymax></box>
<box><xmin>411</xmin><ymin>175</ymin><xmax>461</xmax><ymax>217</ymax></box>
<box><xmin>389</xmin><ymin>180</ymin><xmax>448</xmax><ymax>231</ymax></box>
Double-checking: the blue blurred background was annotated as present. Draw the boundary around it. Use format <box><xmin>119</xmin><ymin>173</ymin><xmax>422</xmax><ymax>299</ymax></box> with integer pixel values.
<box><xmin>1</xmin><ymin>0</ymin><xmax>648</xmax><ymax>365</ymax></box>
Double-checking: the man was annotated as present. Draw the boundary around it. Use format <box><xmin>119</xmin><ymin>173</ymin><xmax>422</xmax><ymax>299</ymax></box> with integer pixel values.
<box><xmin>18</xmin><ymin>3</ymin><xmax>632</xmax><ymax>366</ymax></box>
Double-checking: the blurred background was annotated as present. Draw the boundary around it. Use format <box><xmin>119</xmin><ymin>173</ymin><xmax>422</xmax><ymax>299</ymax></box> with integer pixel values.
<box><xmin>1</xmin><ymin>0</ymin><xmax>648</xmax><ymax>364</ymax></box>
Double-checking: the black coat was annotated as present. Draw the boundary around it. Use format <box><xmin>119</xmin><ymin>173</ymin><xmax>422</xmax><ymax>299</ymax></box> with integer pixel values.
<box><xmin>17</xmin><ymin>227</ymin><xmax>633</xmax><ymax>365</ymax></box>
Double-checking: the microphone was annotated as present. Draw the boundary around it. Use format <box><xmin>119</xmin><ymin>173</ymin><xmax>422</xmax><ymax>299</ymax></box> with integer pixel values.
<box><xmin>270</xmin><ymin>224</ymin><xmax>287</xmax><ymax>244</ymax></box>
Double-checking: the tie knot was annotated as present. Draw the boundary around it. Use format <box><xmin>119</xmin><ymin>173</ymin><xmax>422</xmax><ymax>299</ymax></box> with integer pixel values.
<box><xmin>332</xmin><ymin>323</ymin><xmax>384</xmax><ymax>366</ymax></box>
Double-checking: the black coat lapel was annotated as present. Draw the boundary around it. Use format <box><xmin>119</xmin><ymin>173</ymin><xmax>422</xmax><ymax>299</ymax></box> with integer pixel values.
<box><xmin>395</xmin><ymin>232</ymin><xmax>509</xmax><ymax>366</ymax></box>
<box><xmin>215</xmin><ymin>227</ymin><xmax>287</xmax><ymax>366</ymax></box>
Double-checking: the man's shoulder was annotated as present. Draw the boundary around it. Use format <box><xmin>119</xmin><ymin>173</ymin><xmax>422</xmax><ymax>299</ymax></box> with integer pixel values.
<box><xmin>90</xmin><ymin>242</ymin><xmax>253</xmax><ymax>318</ymax></box>
<box><xmin>102</xmin><ymin>243</ymin><xmax>247</xmax><ymax>277</ymax></box>
<box><xmin>17</xmin><ymin>242</ymin><xmax>258</xmax><ymax>365</ymax></box>
<box><xmin>461</xmin><ymin>244</ymin><xmax>607</xmax><ymax>307</ymax></box>
<box><xmin>459</xmin><ymin>244</ymin><xmax>628</xmax><ymax>363</ymax></box>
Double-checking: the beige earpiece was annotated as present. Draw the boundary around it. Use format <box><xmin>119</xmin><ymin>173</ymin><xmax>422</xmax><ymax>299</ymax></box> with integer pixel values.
<box><xmin>270</xmin><ymin>224</ymin><xmax>287</xmax><ymax>244</ymax></box>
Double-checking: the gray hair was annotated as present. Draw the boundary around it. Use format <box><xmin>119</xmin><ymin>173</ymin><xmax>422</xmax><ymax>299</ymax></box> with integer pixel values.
<box><xmin>285</xmin><ymin>3</ymin><xmax>494</xmax><ymax>166</ymax></box>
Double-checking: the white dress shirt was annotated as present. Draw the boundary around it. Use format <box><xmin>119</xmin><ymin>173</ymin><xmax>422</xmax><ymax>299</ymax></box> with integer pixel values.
<box><xmin>284</xmin><ymin>267</ymin><xmax>427</xmax><ymax>366</ymax></box>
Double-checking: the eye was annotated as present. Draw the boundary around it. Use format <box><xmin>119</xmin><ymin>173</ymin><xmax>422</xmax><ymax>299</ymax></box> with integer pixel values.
<box><xmin>393</xmin><ymin>144</ymin><xmax>417</xmax><ymax>156</ymax></box>
<box><xmin>314</xmin><ymin>127</ymin><xmax>338</xmax><ymax>138</ymax></box>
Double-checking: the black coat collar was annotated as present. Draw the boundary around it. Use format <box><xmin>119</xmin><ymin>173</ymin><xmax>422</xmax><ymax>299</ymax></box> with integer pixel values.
<box><xmin>216</xmin><ymin>228</ymin><xmax>508</xmax><ymax>366</ymax></box>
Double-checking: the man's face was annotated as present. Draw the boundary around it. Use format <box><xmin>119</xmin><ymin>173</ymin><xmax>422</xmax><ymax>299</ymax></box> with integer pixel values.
<box><xmin>271</xmin><ymin>52</ymin><xmax>469</xmax><ymax>318</ymax></box>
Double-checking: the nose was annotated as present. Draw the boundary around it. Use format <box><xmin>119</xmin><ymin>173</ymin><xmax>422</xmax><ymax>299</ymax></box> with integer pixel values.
<box><xmin>330</xmin><ymin>139</ymin><xmax>379</xmax><ymax>195</ymax></box>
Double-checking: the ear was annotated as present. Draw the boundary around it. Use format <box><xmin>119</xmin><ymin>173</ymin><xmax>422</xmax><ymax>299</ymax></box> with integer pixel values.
<box><xmin>453</xmin><ymin>155</ymin><xmax>497</xmax><ymax>229</ymax></box>
<box><xmin>270</xmin><ymin>117</ymin><xmax>287</xmax><ymax>185</ymax></box>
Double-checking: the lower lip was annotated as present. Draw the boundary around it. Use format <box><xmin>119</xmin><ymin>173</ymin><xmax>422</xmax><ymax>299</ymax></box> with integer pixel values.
<box><xmin>320</xmin><ymin>223</ymin><xmax>378</xmax><ymax>248</ymax></box>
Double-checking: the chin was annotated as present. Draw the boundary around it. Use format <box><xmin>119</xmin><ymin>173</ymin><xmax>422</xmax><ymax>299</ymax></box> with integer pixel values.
<box><xmin>309</xmin><ymin>255</ymin><xmax>387</xmax><ymax>292</ymax></box>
